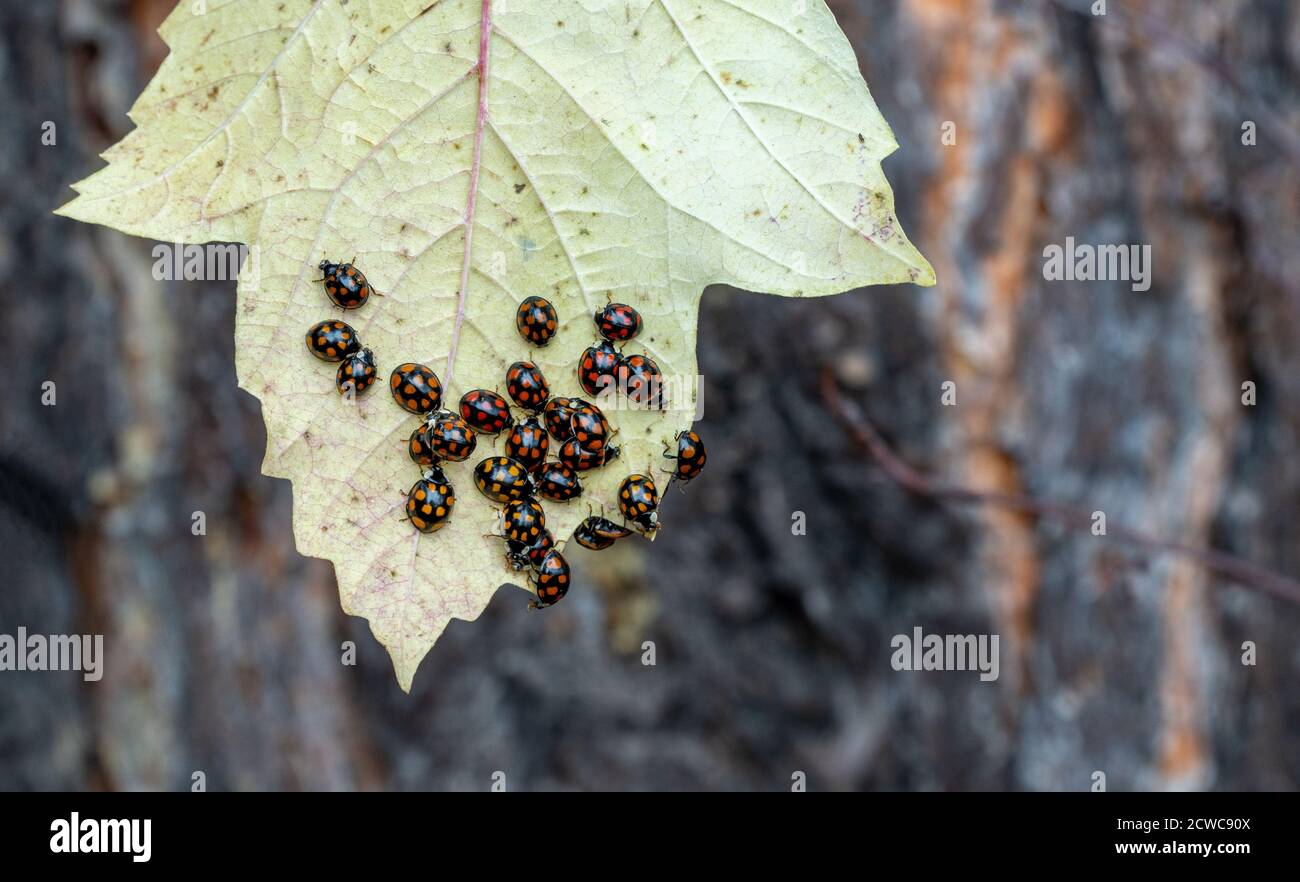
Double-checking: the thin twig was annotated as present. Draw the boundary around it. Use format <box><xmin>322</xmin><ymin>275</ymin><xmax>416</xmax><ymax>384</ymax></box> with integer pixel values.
<box><xmin>820</xmin><ymin>371</ymin><xmax>1300</xmax><ymax>605</ymax></box>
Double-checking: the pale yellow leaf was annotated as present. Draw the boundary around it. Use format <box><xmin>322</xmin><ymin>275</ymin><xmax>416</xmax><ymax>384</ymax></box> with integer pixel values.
<box><xmin>57</xmin><ymin>0</ymin><xmax>934</xmax><ymax>691</ymax></box>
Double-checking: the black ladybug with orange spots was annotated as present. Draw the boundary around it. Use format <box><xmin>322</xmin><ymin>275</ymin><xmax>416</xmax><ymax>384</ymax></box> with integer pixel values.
<box><xmin>504</xmin><ymin>416</ymin><xmax>550</xmax><ymax>473</ymax></box>
<box><xmin>618</xmin><ymin>473</ymin><xmax>660</xmax><ymax>536</ymax></box>
<box><xmin>543</xmin><ymin>396</ymin><xmax>585</xmax><ymax>441</ymax></box>
<box><xmin>505</xmin><ymin>361</ymin><xmax>550</xmax><ymax>413</ymax></box>
<box><xmin>460</xmin><ymin>389</ymin><xmax>514</xmax><ymax>434</ymax></box>
<box><xmin>516</xmin><ymin>295</ymin><xmax>558</xmax><ymax>346</ymax></box>
<box><xmin>424</xmin><ymin>411</ymin><xmax>477</xmax><ymax>462</ymax></box>
<box><xmin>473</xmin><ymin>456</ymin><xmax>535</xmax><ymax>504</ymax></box>
<box><xmin>530</xmin><ymin>549</ymin><xmax>570</xmax><ymax>609</ymax></box>
<box><xmin>557</xmin><ymin>436</ymin><xmax>618</xmax><ymax>472</ymax></box>
<box><xmin>506</xmin><ymin>528</ymin><xmax>554</xmax><ymax>573</ymax></box>
<box><xmin>617</xmin><ymin>352</ymin><xmax>664</xmax><ymax>408</ymax></box>
<box><xmin>536</xmin><ymin>462</ymin><xmax>582</xmax><ymax>502</ymax></box>
<box><xmin>578</xmin><ymin>340</ymin><xmax>620</xmax><ymax>397</ymax></box>
<box><xmin>574</xmin><ymin>516</ymin><xmax>632</xmax><ymax>551</ymax></box>
<box><xmin>336</xmin><ymin>348</ymin><xmax>377</xmax><ymax>396</ymax></box>
<box><xmin>405</xmin><ymin>466</ymin><xmax>455</xmax><ymax>534</ymax></box>
<box><xmin>594</xmin><ymin>301</ymin><xmax>643</xmax><ymax>342</ymax></box>
<box><xmin>389</xmin><ymin>362</ymin><xmax>443</xmax><ymax>415</ymax></box>
<box><xmin>570</xmin><ymin>401</ymin><xmax>614</xmax><ymax>453</ymax></box>
<box><xmin>318</xmin><ymin>259</ymin><xmax>373</xmax><ymax>309</ymax></box>
<box><xmin>665</xmin><ymin>429</ymin><xmax>707</xmax><ymax>487</ymax></box>
<box><xmin>306</xmin><ymin>319</ymin><xmax>361</xmax><ymax>362</ymax></box>
<box><xmin>502</xmin><ymin>498</ymin><xmax>546</xmax><ymax>545</ymax></box>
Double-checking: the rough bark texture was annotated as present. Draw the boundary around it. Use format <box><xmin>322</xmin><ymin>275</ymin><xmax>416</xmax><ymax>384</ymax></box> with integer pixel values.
<box><xmin>1</xmin><ymin>0</ymin><xmax>1297</xmax><ymax>791</ymax></box>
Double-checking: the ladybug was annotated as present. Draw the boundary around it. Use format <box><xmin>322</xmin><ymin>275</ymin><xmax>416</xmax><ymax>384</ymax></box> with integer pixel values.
<box><xmin>530</xmin><ymin>549</ymin><xmax>571</xmax><ymax>609</ymax></box>
<box><xmin>543</xmin><ymin>396</ymin><xmax>586</xmax><ymax>441</ymax></box>
<box><xmin>516</xmin><ymin>295</ymin><xmax>559</xmax><ymax>346</ymax></box>
<box><xmin>578</xmin><ymin>340</ymin><xmax>621</xmax><ymax>397</ymax></box>
<box><xmin>473</xmin><ymin>456</ymin><xmax>535</xmax><ymax>504</ymax></box>
<box><xmin>424</xmin><ymin>411</ymin><xmax>477</xmax><ymax>462</ymax></box>
<box><xmin>558</xmin><ymin>437</ymin><xmax>619</xmax><ymax>472</ymax></box>
<box><xmin>505</xmin><ymin>361</ymin><xmax>550</xmax><ymax>413</ymax></box>
<box><xmin>318</xmin><ymin>259</ymin><xmax>372</xmax><ymax>309</ymax></box>
<box><xmin>570</xmin><ymin>401</ymin><xmax>614</xmax><ymax>453</ymax></box>
<box><xmin>336</xmin><ymin>348</ymin><xmax>377</xmax><ymax>396</ymax></box>
<box><xmin>408</xmin><ymin>424</ymin><xmax>437</xmax><ymax>467</ymax></box>
<box><xmin>502</xmin><ymin>498</ymin><xmax>546</xmax><ymax>545</ymax></box>
<box><xmin>665</xmin><ymin>429</ymin><xmax>707</xmax><ymax>486</ymax></box>
<box><xmin>504</xmin><ymin>416</ymin><xmax>550</xmax><ymax>473</ymax></box>
<box><xmin>594</xmin><ymin>301</ymin><xmax>643</xmax><ymax>342</ymax></box>
<box><xmin>573</xmin><ymin>516</ymin><xmax>633</xmax><ymax>551</ymax></box>
<box><xmin>459</xmin><ymin>389</ymin><xmax>513</xmax><ymax>433</ymax></box>
<box><xmin>389</xmin><ymin>362</ymin><xmax>444</xmax><ymax>415</ymax></box>
<box><xmin>618</xmin><ymin>473</ymin><xmax>660</xmax><ymax>535</ymax></box>
<box><xmin>305</xmin><ymin>319</ymin><xmax>361</xmax><ymax>362</ymax></box>
<box><xmin>536</xmin><ymin>462</ymin><xmax>582</xmax><ymax>502</ymax></box>
<box><xmin>617</xmin><ymin>352</ymin><xmax>664</xmax><ymax>408</ymax></box>
<box><xmin>506</xmin><ymin>529</ymin><xmax>554</xmax><ymax>572</ymax></box>
<box><xmin>405</xmin><ymin>466</ymin><xmax>455</xmax><ymax>533</ymax></box>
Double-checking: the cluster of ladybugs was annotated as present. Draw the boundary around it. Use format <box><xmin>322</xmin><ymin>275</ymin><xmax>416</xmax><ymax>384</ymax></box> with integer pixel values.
<box><xmin>571</xmin><ymin>295</ymin><xmax>665</xmax><ymax>407</ymax></box>
<box><xmin>304</xmin><ymin>259</ymin><xmax>380</xmax><ymax>394</ymax></box>
<box><xmin>303</xmin><ymin>260</ymin><xmax>706</xmax><ymax>609</ymax></box>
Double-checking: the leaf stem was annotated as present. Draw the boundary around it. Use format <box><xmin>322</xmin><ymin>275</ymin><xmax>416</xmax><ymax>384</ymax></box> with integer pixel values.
<box><xmin>446</xmin><ymin>0</ymin><xmax>492</xmax><ymax>391</ymax></box>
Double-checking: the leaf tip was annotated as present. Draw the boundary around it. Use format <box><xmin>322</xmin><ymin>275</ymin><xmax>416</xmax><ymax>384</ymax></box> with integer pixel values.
<box><xmin>53</xmin><ymin>194</ymin><xmax>84</xmax><ymax>220</ymax></box>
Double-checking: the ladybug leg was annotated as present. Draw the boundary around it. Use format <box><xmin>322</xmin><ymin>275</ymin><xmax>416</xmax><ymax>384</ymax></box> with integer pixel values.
<box><xmin>525</xmin><ymin>572</ymin><xmax>546</xmax><ymax>609</ymax></box>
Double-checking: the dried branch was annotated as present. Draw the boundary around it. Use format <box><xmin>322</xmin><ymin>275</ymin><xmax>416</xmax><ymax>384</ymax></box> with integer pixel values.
<box><xmin>820</xmin><ymin>371</ymin><xmax>1300</xmax><ymax>605</ymax></box>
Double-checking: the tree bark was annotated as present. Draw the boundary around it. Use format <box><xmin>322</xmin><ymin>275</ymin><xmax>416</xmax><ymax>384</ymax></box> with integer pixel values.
<box><xmin>0</xmin><ymin>0</ymin><xmax>1295</xmax><ymax>791</ymax></box>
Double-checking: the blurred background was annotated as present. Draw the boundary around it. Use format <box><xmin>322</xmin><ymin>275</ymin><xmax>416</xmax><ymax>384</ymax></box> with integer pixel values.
<box><xmin>2</xmin><ymin>0</ymin><xmax>1298</xmax><ymax>791</ymax></box>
